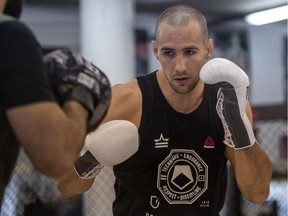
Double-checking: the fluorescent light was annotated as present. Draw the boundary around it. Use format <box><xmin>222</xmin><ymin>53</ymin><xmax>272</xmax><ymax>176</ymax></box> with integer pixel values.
<box><xmin>245</xmin><ymin>5</ymin><xmax>288</xmax><ymax>26</ymax></box>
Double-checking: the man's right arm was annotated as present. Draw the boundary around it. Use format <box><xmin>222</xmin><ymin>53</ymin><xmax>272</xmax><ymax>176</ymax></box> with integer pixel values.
<box><xmin>57</xmin><ymin>118</ymin><xmax>140</xmax><ymax>198</ymax></box>
<box><xmin>58</xmin><ymin>154</ymin><xmax>96</xmax><ymax>199</ymax></box>
<box><xmin>57</xmin><ymin>80</ymin><xmax>142</xmax><ymax>197</ymax></box>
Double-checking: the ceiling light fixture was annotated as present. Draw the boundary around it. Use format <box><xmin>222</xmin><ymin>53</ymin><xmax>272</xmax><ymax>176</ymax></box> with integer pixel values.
<box><xmin>245</xmin><ymin>5</ymin><xmax>288</xmax><ymax>26</ymax></box>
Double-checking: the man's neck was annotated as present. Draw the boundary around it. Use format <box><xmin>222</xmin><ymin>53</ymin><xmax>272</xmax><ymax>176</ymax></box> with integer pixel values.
<box><xmin>156</xmin><ymin>71</ymin><xmax>205</xmax><ymax>114</ymax></box>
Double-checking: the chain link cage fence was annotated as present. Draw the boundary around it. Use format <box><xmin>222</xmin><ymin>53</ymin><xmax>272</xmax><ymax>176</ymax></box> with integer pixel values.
<box><xmin>0</xmin><ymin>105</ymin><xmax>286</xmax><ymax>216</ymax></box>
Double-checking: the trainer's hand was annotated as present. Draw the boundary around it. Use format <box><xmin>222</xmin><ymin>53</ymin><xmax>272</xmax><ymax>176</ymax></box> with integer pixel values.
<box><xmin>43</xmin><ymin>49</ymin><xmax>111</xmax><ymax>132</ymax></box>
<box><xmin>200</xmin><ymin>58</ymin><xmax>255</xmax><ymax>150</ymax></box>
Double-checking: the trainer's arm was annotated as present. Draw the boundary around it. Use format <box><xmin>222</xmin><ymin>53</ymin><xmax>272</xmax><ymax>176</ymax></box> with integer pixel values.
<box><xmin>226</xmin><ymin>102</ymin><xmax>272</xmax><ymax>204</ymax></box>
<box><xmin>7</xmin><ymin>100</ymin><xmax>88</xmax><ymax>179</ymax></box>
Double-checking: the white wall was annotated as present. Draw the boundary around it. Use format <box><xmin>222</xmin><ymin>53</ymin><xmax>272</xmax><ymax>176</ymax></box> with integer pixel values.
<box><xmin>248</xmin><ymin>21</ymin><xmax>287</xmax><ymax>106</ymax></box>
<box><xmin>21</xmin><ymin>4</ymin><xmax>80</xmax><ymax>52</ymax></box>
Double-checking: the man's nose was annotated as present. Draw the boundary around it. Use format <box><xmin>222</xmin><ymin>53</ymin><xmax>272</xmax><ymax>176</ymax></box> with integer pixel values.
<box><xmin>175</xmin><ymin>55</ymin><xmax>187</xmax><ymax>72</ymax></box>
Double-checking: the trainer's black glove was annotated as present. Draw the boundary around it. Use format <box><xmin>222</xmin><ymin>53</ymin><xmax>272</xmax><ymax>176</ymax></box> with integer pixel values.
<box><xmin>43</xmin><ymin>49</ymin><xmax>111</xmax><ymax>132</ymax></box>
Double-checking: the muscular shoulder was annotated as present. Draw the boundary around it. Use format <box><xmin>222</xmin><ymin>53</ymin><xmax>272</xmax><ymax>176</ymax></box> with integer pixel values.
<box><xmin>103</xmin><ymin>79</ymin><xmax>142</xmax><ymax>126</ymax></box>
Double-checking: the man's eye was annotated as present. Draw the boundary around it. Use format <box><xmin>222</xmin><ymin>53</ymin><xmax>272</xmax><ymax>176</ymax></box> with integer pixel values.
<box><xmin>163</xmin><ymin>51</ymin><xmax>174</xmax><ymax>57</ymax></box>
<box><xmin>185</xmin><ymin>50</ymin><xmax>195</xmax><ymax>55</ymax></box>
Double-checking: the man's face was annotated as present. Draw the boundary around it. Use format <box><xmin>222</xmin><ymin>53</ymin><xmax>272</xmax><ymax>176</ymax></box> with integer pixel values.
<box><xmin>153</xmin><ymin>21</ymin><xmax>212</xmax><ymax>94</ymax></box>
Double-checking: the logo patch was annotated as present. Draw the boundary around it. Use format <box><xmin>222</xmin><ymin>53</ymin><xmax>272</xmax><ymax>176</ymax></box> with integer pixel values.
<box><xmin>157</xmin><ymin>150</ymin><xmax>208</xmax><ymax>204</ymax></box>
<box><xmin>150</xmin><ymin>196</ymin><xmax>160</xmax><ymax>209</ymax></box>
<box><xmin>154</xmin><ymin>133</ymin><xmax>169</xmax><ymax>148</ymax></box>
<box><xmin>204</xmin><ymin>136</ymin><xmax>215</xmax><ymax>149</ymax></box>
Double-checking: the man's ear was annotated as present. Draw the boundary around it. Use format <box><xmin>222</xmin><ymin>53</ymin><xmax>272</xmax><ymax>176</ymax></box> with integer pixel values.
<box><xmin>151</xmin><ymin>40</ymin><xmax>159</xmax><ymax>60</ymax></box>
<box><xmin>206</xmin><ymin>39</ymin><xmax>214</xmax><ymax>59</ymax></box>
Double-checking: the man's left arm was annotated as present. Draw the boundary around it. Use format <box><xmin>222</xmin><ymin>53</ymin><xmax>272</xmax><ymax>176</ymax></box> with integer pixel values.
<box><xmin>200</xmin><ymin>58</ymin><xmax>272</xmax><ymax>204</ymax></box>
<box><xmin>225</xmin><ymin>102</ymin><xmax>272</xmax><ymax>204</ymax></box>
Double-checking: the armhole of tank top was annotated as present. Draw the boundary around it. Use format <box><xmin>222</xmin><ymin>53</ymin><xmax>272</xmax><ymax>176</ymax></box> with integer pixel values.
<box><xmin>136</xmin><ymin>73</ymin><xmax>156</xmax><ymax>144</ymax></box>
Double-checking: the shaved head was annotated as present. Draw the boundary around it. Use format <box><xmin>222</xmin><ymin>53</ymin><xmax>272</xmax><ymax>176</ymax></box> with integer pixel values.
<box><xmin>155</xmin><ymin>5</ymin><xmax>208</xmax><ymax>43</ymax></box>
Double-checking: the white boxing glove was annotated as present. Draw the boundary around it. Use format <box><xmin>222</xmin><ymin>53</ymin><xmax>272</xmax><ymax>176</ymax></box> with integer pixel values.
<box><xmin>200</xmin><ymin>58</ymin><xmax>255</xmax><ymax>150</ymax></box>
<box><xmin>74</xmin><ymin>120</ymin><xmax>139</xmax><ymax>179</ymax></box>
<box><xmin>84</xmin><ymin>120</ymin><xmax>139</xmax><ymax>166</ymax></box>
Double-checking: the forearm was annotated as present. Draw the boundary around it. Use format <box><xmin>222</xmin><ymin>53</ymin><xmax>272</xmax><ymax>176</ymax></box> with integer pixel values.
<box><xmin>57</xmin><ymin>167</ymin><xmax>95</xmax><ymax>198</ymax></box>
<box><xmin>226</xmin><ymin>142</ymin><xmax>272</xmax><ymax>204</ymax></box>
<box><xmin>57</xmin><ymin>150</ymin><xmax>103</xmax><ymax>198</ymax></box>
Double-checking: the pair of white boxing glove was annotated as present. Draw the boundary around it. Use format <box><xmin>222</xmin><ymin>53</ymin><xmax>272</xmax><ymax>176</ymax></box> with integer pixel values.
<box><xmin>74</xmin><ymin>58</ymin><xmax>256</xmax><ymax>180</ymax></box>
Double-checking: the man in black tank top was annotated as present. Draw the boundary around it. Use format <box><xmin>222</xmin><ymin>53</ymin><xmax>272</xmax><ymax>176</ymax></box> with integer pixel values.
<box><xmin>57</xmin><ymin>4</ymin><xmax>272</xmax><ymax>216</ymax></box>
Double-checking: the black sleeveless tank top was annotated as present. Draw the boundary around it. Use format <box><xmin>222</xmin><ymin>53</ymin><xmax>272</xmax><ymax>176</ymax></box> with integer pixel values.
<box><xmin>113</xmin><ymin>71</ymin><xmax>228</xmax><ymax>216</ymax></box>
